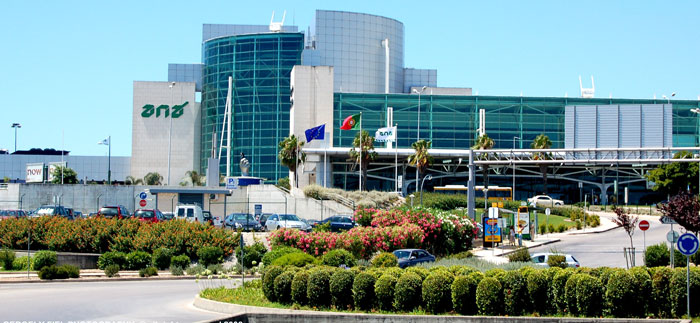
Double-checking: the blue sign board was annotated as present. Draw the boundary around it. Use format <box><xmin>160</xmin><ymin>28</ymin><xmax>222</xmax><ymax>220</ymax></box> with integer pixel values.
<box><xmin>139</xmin><ymin>192</ymin><xmax>147</xmax><ymax>200</ymax></box>
<box><xmin>677</xmin><ymin>233</ymin><xmax>699</xmax><ymax>256</ymax></box>
<box><xmin>225</xmin><ymin>177</ymin><xmax>238</xmax><ymax>189</ymax></box>
<box><xmin>254</xmin><ymin>204</ymin><xmax>262</xmax><ymax>216</ymax></box>
<box><xmin>484</xmin><ymin>218</ymin><xmax>501</xmax><ymax>243</ymax></box>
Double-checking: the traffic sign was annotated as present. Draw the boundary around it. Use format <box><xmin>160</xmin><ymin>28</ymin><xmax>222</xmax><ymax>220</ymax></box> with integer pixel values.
<box><xmin>139</xmin><ymin>192</ymin><xmax>147</xmax><ymax>200</ymax></box>
<box><xmin>661</xmin><ymin>216</ymin><xmax>678</xmax><ymax>224</ymax></box>
<box><xmin>545</xmin><ymin>208</ymin><xmax>551</xmax><ymax>216</ymax></box>
<box><xmin>677</xmin><ymin>233</ymin><xmax>699</xmax><ymax>256</ymax></box>
<box><xmin>639</xmin><ymin>220</ymin><xmax>650</xmax><ymax>231</ymax></box>
<box><xmin>667</xmin><ymin>230</ymin><xmax>680</xmax><ymax>243</ymax></box>
<box><xmin>139</xmin><ymin>199</ymin><xmax>147</xmax><ymax>207</ymax></box>
<box><xmin>225</xmin><ymin>177</ymin><xmax>238</xmax><ymax>189</ymax></box>
<box><xmin>254</xmin><ymin>204</ymin><xmax>262</xmax><ymax>216</ymax></box>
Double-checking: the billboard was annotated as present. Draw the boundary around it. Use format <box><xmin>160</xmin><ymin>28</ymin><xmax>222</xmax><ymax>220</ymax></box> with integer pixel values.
<box><xmin>26</xmin><ymin>163</ymin><xmax>44</xmax><ymax>183</ymax></box>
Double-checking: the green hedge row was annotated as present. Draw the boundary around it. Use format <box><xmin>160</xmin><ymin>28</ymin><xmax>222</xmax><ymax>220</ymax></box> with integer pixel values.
<box><xmin>258</xmin><ymin>264</ymin><xmax>700</xmax><ymax>318</ymax></box>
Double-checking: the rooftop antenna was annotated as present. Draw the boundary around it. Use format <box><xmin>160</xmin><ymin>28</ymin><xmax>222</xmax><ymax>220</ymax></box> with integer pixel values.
<box><xmin>579</xmin><ymin>75</ymin><xmax>595</xmax><ymax>98</ymax></box>
<box><xmin>269</xmin><ymin>10</ymin><xmax>286</xmax><ymax>32</ymax></box>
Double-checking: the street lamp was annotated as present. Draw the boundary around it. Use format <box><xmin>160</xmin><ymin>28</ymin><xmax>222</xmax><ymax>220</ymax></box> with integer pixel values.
<box><xmin>98</xmin><ymin>136</ymin><xmax>111</xmax><ymax>184</ymax></box>
<box><xmin>662</xmin><ymin>92</ymin><xmax>676</xmax><ymax>104</ymax></box>
<box><xmin>420</xmin><ymin>174</ymin><xmax>433</xmax><ymax>206</ymax></box>
<box><xmin>412</xmin><ymin>86</ymin><xmax>427</xmax><ymax>192</ymax></box>
<box><xmin>167</xmin><ymin>82</ymin><xmax>175</xmax><ymax>186</ymax></box>
<box><xmin>11</xmin><ymin>123</ymin><xmax>21</xmax><ymax>153</ymax></box>
<box><xmin>512</xmin><ymin>136</ymin><xmax>520</xmax><ymax>201</ymax></box>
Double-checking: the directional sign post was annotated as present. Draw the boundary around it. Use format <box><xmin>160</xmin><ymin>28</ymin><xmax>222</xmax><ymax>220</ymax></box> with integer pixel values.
<box><xmin>676</xmin><ymin>233</ymin><xmax>699</xmax><ymax>319</ymax></box>
<box><xmin>639</xmin><ymin>220</ymin><xmax>650</xmax><ymax>260</ymax></box>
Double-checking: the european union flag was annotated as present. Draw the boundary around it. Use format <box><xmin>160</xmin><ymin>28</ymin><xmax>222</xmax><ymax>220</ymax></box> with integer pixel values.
<box><xmin>305</xmin><ymin>124</ymin><xmax>325</xmax><ymax>143</ymax></box>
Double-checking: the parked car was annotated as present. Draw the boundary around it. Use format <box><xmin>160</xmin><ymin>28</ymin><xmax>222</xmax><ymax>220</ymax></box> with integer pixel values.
<box><xmin>162</xmin><ymin>212</ymin><xmax>175</xmax><ymax>221</ymax></box>
<box><xmin>257</xmin><ymin>213</ymin><xmax>273</xmax><ymax>230</ymax></box>
<box><xmin>312</xmin><ymin>215</ymin><xmax>356</xmax><ymax>232</ymax></box>
<box><xmin>202</xmin><ymin>210</ymin><xmax>214</xmax><ymax>226</ymax></box>
<box><xmin>176</xmin><ymin>205</ymin><xmax>204</xmax><ymax>223</ymax></box>
<box><xmin>134</xmin><ymin>209</ymin><xmax>165</xmax><ymax>223</ymax></box>
<box><xmin>225</xmin><ymin>213</ymin><xmax>262</xmax><ymax>231</ymax></box>
<box><xmin>530</xmin><ymin>252</ymin><xmax>580</xmax><ymax>268</ymax></box>
<box><xmin>0</xmin><ymin>209</ymin><xmax>27</xmax><ymax>220</ymax></box>
<box><xmin>98</xmin><ymin>205</ymin><xmax>131</xmax><ymax>219</ymax></box>
<box><xmin>265</xmin><ymin>214</ymin><xmax>311</xmax><ymax>232</ymax></box>
<box><xmin>528</xmin><ymin>195</ymin><xmax>564</xmax><ymax>207</ymax></box>
<box><xmin>34</xmin><ymin>205</ymin><xmax>73</xmax><ymax>220</ymax></box>
<box><xmin>393</xmin><ymin>249</ymin><xmax>436</xmax><ymax>268</ymax></box>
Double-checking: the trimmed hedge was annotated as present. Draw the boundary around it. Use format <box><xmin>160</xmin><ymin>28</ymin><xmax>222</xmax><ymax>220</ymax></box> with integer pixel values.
<box><xmin>551</xmin><ymin>268</ymin><xmax>574</xmax><ymax>314</ymax></box>
<box><xmin>34</xmin><ymin>250</ymin><xmax>57</xmax><ymax>271</ymax></box>
<box><xmin>0</xmin><ymin>248</ymin><xmax>15</xmax><ymax>270</ymax></box>
<box><xmin>262</xmin><ymin>266</ymin><xmax>284</xmax><ymax>302</ymax></box>
<box><xmin>371</xmin><ymin>252</ymin><xmax>397</xmax><ymax>268</ymax></box>
<box><xmin>197</xmin><ymin>246</ymin><xmax>224</xmax><ymax>266</ymax></box>
<box><xmin>152</xmin><ymin>248</ymin><xmax>173</xmax><ymax>270</ymax></box>
<box><xmin>307</xmin><ymin>268</ymin><xmax>333</xmax><ymax>308</ymax></box>
<box><xmin>38</xmin><ymin>264</ymin><xmax>79</xmax><ymax>280</ymax></box>
<box><xmin>329</xmin><ymin>270</ymin><xmax>355</xmax><ymax>309</ymax></box>
<box><xmin>670</xmin><ymin>267</ymin><xmax>700</xmax><ymax>318</ymax></box>
<box><xmin>375</xmin><ymin>274</ymin><xmax>398</xmax><ymax>311</ymax></box>
<box><xmin>502</xmin><ymin>270</ymin><xmax>528</xmax><ymax>316</ymax></box>
<box><xmin>422</xmin><ymin>271</ymin><xmax>455</xmax><ymax>314</ymax></box>
<box><xmin>452</xmin><ymin>274</ymin><xmax>479</xmax><ymax>315</ymax></box>
<box><xmin>271</xmin><ymin>252</ymin><xmax>317</xmax><ymax>267</ymax></box>
<box><xmin>262</xmin><ymin>246</ymin><xmax>305</xmax><ymax>266</ymax></box>
<box><xmin>575</xmin><ymin>274</ymin><xmax>603</xmax><ymax>317</ymax></box>
<box><xmin>476</xmin><ymin>277</ymin><xmax>502</xmax><ymax>315</ymax></box>
<box><xmin>291</xmin><ymin>270</ymin><xmax>309</xmax><ymax>305</ymax></box>
<box><xmin>273</xmin><ymin>270</ymin><xmax>296</xmax><ymax>304</ymax></box>
<box><xmin>508</xmin><ymin>248</ymin><xmax>531</xmax><ymax>263</ymax></box>
<box><xmin>352</xmin><ymin>272</ymin><xmax>376</xmax><ymax>311</ymax></box>
<box><xmin>126</xmin><ymin>251</ymin><xmax>151</xmax><ymax>270</ymax></box>
<box><xmin>394</xmin><ymin>272</ymin><xmax>422</xmax><ymax>311</ymax></box>
<box><xmin>527</xmin><ymin>269</ymin><xmax>549</xmax><ymax>314</ymax></box>
<box><xmin>651</xmin><ymin>266</ymin><xmax>673</xmax><ymax>318</ymax></box>
<box><xmin>170</xmin><ymin>254</ymin><xmax>190</xmax><ymax>269</ymax></box>
<box><xmin>236</xmin><ymin>242</ymin><xmax>267</xmax><ymax>268</ymax></box>
<box><xmin>605</xmin><ymin>270</ymin><xmax>638</xmax><ymax>318</ymax></box>
<box><xmin>138</xmin><ymin>266</ymin><xmax>158</xmax><ymax>277</ymax></box>
<box><xmin>322</xmin><ymin>249</ymin><xmax>357</xmax><ymax>268</ymax></box>
<box><xmin>98</xmin><ymin>251</ymin><xmax>127</xmax><ymax>270</ymax></box>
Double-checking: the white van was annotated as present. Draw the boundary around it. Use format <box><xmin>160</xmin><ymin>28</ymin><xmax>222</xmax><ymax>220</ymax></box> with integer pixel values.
<box><xmin>176</xmin><ymin>205</ymin><xmax>204</xmax><ymax>223</ymax></box>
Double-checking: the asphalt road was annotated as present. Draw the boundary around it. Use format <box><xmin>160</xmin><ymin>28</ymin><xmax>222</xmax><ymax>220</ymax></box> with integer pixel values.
<box><xmin>0</xmin><ymin>279</ymin><xmax>231</xmax><ymax>322</ymax></box>
<box><xmin>529</xmin><ymin>215</ymin><xmax>681</xmax><ymax>267</ymax></box>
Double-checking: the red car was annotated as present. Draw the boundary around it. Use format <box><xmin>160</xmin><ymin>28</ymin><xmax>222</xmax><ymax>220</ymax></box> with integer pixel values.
<box><xmin>98</xmin><ymin>205</ymin><xmax>131</xmax><ymax>219</ymax></box>
<box><xmin>134</xmin><ymin>209</ymin><xmax>165</xmax><ymax>223</ymax></box>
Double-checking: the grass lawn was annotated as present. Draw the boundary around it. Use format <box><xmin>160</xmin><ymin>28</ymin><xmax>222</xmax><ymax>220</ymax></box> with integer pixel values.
<box><xmin>466</xmin><ymin>210</ymin><xmax>576</xmax><ymax>230</ymax></box>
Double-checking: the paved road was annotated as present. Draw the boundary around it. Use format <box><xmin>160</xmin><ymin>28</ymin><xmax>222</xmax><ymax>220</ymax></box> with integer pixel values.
<box><xmin>0</xmin><ymin>279</ymin><xmax>231</xmax><ymax>322</ymax></box>
<box><xmin>529</xmin><ymin>215</ymin><xmax>679</xmax><ymax>267</ymax></box>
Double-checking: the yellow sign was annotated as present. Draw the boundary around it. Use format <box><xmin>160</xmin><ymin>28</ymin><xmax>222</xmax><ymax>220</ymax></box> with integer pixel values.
<box><xmin>498</xmin><ymin>202</ymin><xmax>504</xmax><ymax>208</ymax></box>
<box><xmin>485</xmin><ymin>235</ymin><xmax>502</xmax><ymax>242</ymax></box>
<box><xmin>492</xmin><ymin>202</ymin><xmax>498</xmax><ymax>208</ymax></box>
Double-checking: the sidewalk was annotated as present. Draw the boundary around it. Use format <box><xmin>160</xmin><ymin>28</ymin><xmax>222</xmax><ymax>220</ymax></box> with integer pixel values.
<box><xmin>0</xmin><ymin>269</ymin><xmax>194</xmax><ymax>283</ymax></box>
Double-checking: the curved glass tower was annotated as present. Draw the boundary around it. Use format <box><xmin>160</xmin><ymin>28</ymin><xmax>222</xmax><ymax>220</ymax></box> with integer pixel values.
<box><xmin>201</xmin><ymin>32</ymin><xmax>304</xmax><ymax>181</ymax></box>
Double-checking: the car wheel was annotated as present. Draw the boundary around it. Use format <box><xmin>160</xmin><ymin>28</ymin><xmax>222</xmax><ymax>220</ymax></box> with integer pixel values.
<box><xmin>555</xmin><ymin>202</ymin><xmax>562</xmax><ymax>206</ymax></box>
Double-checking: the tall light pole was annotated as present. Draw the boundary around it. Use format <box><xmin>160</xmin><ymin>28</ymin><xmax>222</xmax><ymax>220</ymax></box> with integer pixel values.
<box><xmin>662</xmin><ymin>92</ymin><xmax>675</xmax><ymax>104</ymax></box>
<box><xmin>98</xmin><ymin>136</ymin><xmax>111</xmax><ymax>184</ymax></box>
<box><xmin>167</xmin><ymin>82</ymin><xmax>175</xmax><ymax>186</ymax></box>
<box><xmin>420</xmin><ymin>174</ymin><xmax>432</xmax><ymax>207</ymax></box>
<box><xmin>11</xmin><ymin>123</ymin><xmax>21</xmax><ymax>153</ymax></box>
<box><xmin>512</xmin><ymin>136</ymin><xmax>520</xmax><ymax>201</ymax></box>
<box><xmin>412</xmin><ymin>86</ymin><xmax>427</xmax><ymax>192</ymax></box>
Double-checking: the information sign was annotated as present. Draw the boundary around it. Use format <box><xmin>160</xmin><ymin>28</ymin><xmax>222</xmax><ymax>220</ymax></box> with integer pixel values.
<box><xmin>225</xmin><ymin>177</ymin><xmax>238</xmax><ymax>189</ymax></box>
<box><xmin>255</xmin><ymin>204</ymin><xmax>262</xmax><ymax>216</ymax></box>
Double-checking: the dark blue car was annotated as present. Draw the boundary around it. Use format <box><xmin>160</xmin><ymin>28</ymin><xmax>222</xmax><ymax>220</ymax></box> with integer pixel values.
<box><xmin>393</xmin><ymin>249</ymin><xmax>436</xmax><ymax>268</ymax></box>
<box><xmin>312</xmin><ymin>215</ymin><xmax>356</xmax><ymax>232</ymax></box>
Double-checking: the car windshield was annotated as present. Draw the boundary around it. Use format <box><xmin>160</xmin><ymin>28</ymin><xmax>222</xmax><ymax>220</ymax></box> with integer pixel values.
<box><xmin>100</xmin><ymin>207</ymin><xmax>118</xmax><ymax>215</ymax></box>
<box><xmin>393</xmin><ymin>251</ymin><xmax>411</xmax><ymax>259</ymax></box>
<box><xmin>135</xmin><ymin>210</ymin><xmax>154</xmax><ymax>218</ymax></box>
<box><xmin>36</xmin><ymin>207</ymin><xmax>57</xmax><ymax>215</ymax></box>
<box><xmin>233</xmin><ymin>214</ymin><xmax>252</xmax><ymax>221</ymax></box>
<box><xmin>279</xmin><ymin>214</ymin><xmax>299</xmax><ymax>221</ymax></box>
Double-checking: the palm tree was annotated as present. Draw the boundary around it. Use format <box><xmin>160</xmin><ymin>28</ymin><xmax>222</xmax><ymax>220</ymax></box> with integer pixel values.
<box><xmin>143</xmin><ymin>172</ymin><xmax>163</xmax><ymax>185</ymax></box>
<box><xmin>349</xmin><ymin>130</ymin><xmax>378</xmax><ymax>190</ymax></box>
<box><xmin>472</xmin><ymin>134</ymin><xmax>495</xmax><ymax>188</ymax></box>
<box><xmin>182</xmin><ymin>170</ymin><xmax>205</xmax><ymax>186</ymax></box>
<box><xmin>125</xmin><ymin>176</ymin><xmax>143</xmax><ymax>185</ymax></box>
<box><xmin>278</xmin><ymin>135</ymin><xmax>306</xmax><ymax>188</ymax></box>
<box><xmin>408</xmin><ymin>140</ymin><xmax>434</xmax><ymax>191</ymax></box>
<box><xmin>531</xmin><ymin>134</ymin><xmax>553</xmax><ymax>195</ymax></box>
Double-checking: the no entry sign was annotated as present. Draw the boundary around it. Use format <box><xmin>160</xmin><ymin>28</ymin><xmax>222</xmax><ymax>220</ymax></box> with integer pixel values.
<box><xmin>139</xmin><ymin>199</ymin><xmax>147</xmax><ymax>207</ymax></box>
<box><xmin>639</xmin><ymin>220</ymin><xmax>650</xmax><ymax>231</ymax></box>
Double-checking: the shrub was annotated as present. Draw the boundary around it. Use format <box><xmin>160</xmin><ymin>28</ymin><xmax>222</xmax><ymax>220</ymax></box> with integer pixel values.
<box><xmin>126</xmin><ymin>251</ymin><xmax>151</xmax><ymax>270</ymax></box>
<box><xmin>556</xmin><ymin>224</ymin><xmax>567</xmax><ymax>233</ymax></box>
<box><xmin>170</xmin><ymin>264</ymin><xmax>184</xmax><ymax>276</ymax></box>
<box><xmin>447</xmin><ymin>251</ymin><xmax>473</xmax><ymax>259</ymax></box>
<box><xmin>564</xmin><ymin>273</ymin><xmax>583</xmax><ymax>316</ymax></box>
<box><xmin>452</xmin><ymin>274</ymin><xmax>478</xmax><ymax>315</ymax></box>
<box><xmin>383</xmin><ymin>267</ymin><xmax>404</xmax><ymax>279</ymax></box>
<box><xmin>405</xmin><ymin>266</ymin><xmax>429</xmax><ymax>280</ymax></box>
<box><xmin>34</xmin><ymin>250</ymin><xmax>57</xmax><ymax>271</ymax></box>
<box><xmin>605</xmin><ymin>270</ymin><xmax>638</xmax><ymax>318</ymax></box>
<box><xmin>273</xmin><ymin>270</ymin><xmax>296</xmax><ymax>304</ymax></box>
<box><xmin>575</xmin><ymin>274</ymin><xmax>603</xmax><ymax>317</ymax></box>
<box><xmin>138</xmin><ymin>266</ymin><xmax>158</xmax><ymax>277</ymax></box>
<box><xmin>322</xmin><ymin>249</ymin><xmax>357</xmax><ymax>268</ymax></box>
<box><xmin>670</xmin><ymin>267</ymin><xmax>700</xmax><ymax>318</ymax></box>
<box><xmin>422</xmin><ymin>271</ymin><xmax>454</xmax><ymax>314</ymax></box>
<box><xmin>539</xmin><ymin>223</ymin><xmax>547</xmax><ymax>234</ymax></box>
<box><xmin>650</xmin><ymin>266</ymin><xmax>672</xmax><ymax>318</ymax></box>
<box><xmin>38</xmin><ymin>264</ymin><xmax>79</xmax><ymax>280</ymax></box>
<box><xmin>374</xmin><ymin>274</ymin><xmax>398</xmax><ymax>311</ymax></box>
<box><xmin>394</xmin><ymin>272</ymin><xmax>422</xmax><ymax>311</ymax></box>
<box><xmin>508</xmin><ymin>248</ymin><xmax>531</xmax><ymax>262</ymax></box>
<box><xmin>152</xmin><ymin>248</ymin><xmax>173</xmax><ymax>270</ymax></box>
<box><xmin>104</xmin><ymin>264</ymin><xmax>120</xmax><ymax>277</ymax></box>
<box><xmin>476</xmin><ymin>277</ymin><xmax>502</xmax><ymax>315</ymax></box>
<box><xmin>235</xmin><ymin>242</ymin><xmax>267</xmax><ymax>268</ymax></box>
<box><xmin>449</xmin><ymin>265</ymin><xmax>477</xmax><ymax>277</ymax></box>
<box><xmin>548</xmin><ymin>224</ymin><xmax>555</xmax><ymax>233</ymax></box>
<box><xmin>271</xmin><ymin>253</ymin><xmax>317</xmax><ymax>267</ymax></box>
<box><xmin>371</xmin><ymin>252</ymin><xmax>397</xmax><ymax>268</ymax></box>
<box><xmin>170</xmin><ymin>254</ymin><xmax>190</xmax><ymax>269</ymax></box>
<box><xmin>547</xmin><ymin>254</ymin><xmax>567</xmax><ymax>269</ymax></box>
<box><xmin>352</xmin><ymin>272</ymin><xmax>376</xmax><ymax>311</ymax></box>
<box><xmin>12</xmin><ymin>256</ymin><xmax>33</xmax><ymax>271</ymax></box>
<box><xmin>291</xmin><ymin>270</ymin><xmax>310</xmax><ymax>305</ymax></box>
<box><xmin>502</xmin><ymin>270</ymin><xmax>528</xmax><ymax>316</ymax></box>
<box><xmin>277</xmin><ymin>176</ymin><xmax>291</xmax><ymax>190</ymax></box>
<box><xmin>262</xmin><ymin>246</ymin><xmax>304</xmax><ymax>266</ymax></box>
<box><xmin>329</xmin><ymin>270</ymin><xmax>355</xmax><ymax>309</ymax></box>
<box><xmin>551</xmin><ymin>268</ymin><xmax>574</xmax><ymax>314</ymax></box>
<box><xmin>197</xmin><ymin>246</ymin><xmax>224</xmax><ymax>266</ymax></box>
<box><xmin>207</xmin><ymin>264</ymin><xmax>224</xmax><ymax>274</ymax></box>
<box><xmin>97</xmin><ymin>251</ymin><xmax>127</xmax><ymax>270</ymax></box>
<box><xmin>186</xmin><ymin>264</ymin><xmax>205</xmax><ymax>275</ymax></box>
<box><xmin>527</xmin><ymin>269</ymin><xmax>549</xmax><ymax>315</ymax></box>
<box><xmin>262</xmin><ymin>265</ymin><xmax>284</xmax><ymax>301</ymax></box>
<box><xmin>645</xmin><ymin>243</ymin><xmax>669</xmax><ymax>267</ymax></box>
<box><xmin>629</xmin><ymin>266</ymin><xmax>652</xmax><ymax>317</ymax></box>
<box><xmin>307</xmin><ymin>268</ymin><xmax>332</xmax><ymax>308</ymax></box>
<box><xmin>0</xmin><ymin>249</ymin><xmax>16</xmax><ymax>270</ymax></box>
<box><xmin>575</xmin><ymin>220</ymin><xmax>582</xmax><ymax>230</ymax></box>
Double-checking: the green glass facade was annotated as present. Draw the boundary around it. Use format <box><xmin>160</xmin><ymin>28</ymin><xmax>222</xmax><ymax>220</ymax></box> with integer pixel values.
<box><xmin>201</xmin><ymin>33</ymin><xmax>304</xmax><ymax>181</ymax></box>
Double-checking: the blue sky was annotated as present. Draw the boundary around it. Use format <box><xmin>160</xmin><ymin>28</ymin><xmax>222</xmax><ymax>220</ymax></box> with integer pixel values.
<box><xmin>2</xmin><ymin>0</ymin><xmax>699</xmax><ymax>156</ymax></box>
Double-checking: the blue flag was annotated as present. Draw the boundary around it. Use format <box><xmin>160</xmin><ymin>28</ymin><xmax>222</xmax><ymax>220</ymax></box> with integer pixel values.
<box><xmin>305</xmin><ymin>124</ymin><xmax>325</xmax><ymax>143</ymax></box>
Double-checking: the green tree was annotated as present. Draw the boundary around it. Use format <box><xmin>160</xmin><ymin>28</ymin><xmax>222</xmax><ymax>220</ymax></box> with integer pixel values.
<box><xmin>531</xmin><ymin>134</ymin><xmax>553</xmax><ymax>195</ymax></box>
<box><xmin>143</xmin><ymin>172</ymin><xmax>163</xmax><ymax>185</ymax></box>
<box><xmin>180</xmin><ymin>170</ymin><xmax>204</xmax><ymax>186</ymax></box>
<box><xmin>472</xmin><ymin>134</ymin><xmax>494</xmax><ymax>188</ymax></box>
<box><xmin>125</xmin><ymin>176</ymin><xmax>143</xmax><ymax>185</ymax></box>
<box><xmin>349</xmin><ymin>130</ymin><xmax>378</xmax><ymax>190</ymax></box>
<box><xmin>278</xmin><ymin>135</ymin><xmax>306</xmax><ymax>188</ymax></box>
<box><xmin>50</xmin><ymin>166</ymin><xmax>78</xmax><ymax>184</ymax></box>
<box><xmin>645</xmin><ymin>151</ymin><xmax>699</xmax><ymax>195</ymax></box>
<box><xmin>408</xmin><ymin>139</ymin><xmax>434</xmax><ymax>190</ymax></box>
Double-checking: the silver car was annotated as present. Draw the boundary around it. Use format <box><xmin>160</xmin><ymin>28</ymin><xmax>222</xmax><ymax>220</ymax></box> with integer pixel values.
<box><xmin>265</xmin><ymin>214</ymin><xmax>311</xmax><ymax>232</ymax></box>
<box><xmin>531</xmin><ymin>252</ymin><xmax>580</xmax><ymax>268</ymax></box>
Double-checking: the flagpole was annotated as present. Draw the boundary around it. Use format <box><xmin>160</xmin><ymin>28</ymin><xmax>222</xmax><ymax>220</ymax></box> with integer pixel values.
<box><xmin>359</xmin><ymin>112</ymin><xmax>362</xmax><ymax>192</ymax></box>
<box><xmin>323</xmin><ymin>125</ymin><xmax>327</xmax><ymax>188</ymax></box>
<box><xmin>395</xmin><ymin>123</ymin><xmax>398</xmax><ymax>193</ymax></box>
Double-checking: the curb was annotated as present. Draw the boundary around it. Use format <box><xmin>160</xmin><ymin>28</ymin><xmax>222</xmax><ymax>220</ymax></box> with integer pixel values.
<box><xmin>568</xmin><ymin>225</ymin><xmax>620</xmax><ymax>235</ymax></box>
<box><xmin>0</xmin><ymin>274</ymin><xmax>260</xmax><ymax>284</ymax></box>
<box><xmin>498</xmin><ymin>238</ymin><xmax>561</xmax><ymax>256</ymax></box>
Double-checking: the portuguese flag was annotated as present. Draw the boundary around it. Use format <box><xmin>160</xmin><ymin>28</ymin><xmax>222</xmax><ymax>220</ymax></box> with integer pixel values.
<box><xmin>341</xmin><ymin>113</ymin><xmax>361</xmax><ymax>130</ymax></box>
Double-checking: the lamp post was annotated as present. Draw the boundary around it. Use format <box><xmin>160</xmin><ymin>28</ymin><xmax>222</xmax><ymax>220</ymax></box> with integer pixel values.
<box><xmin>420</xmin><ymin>174</ymin><xmax>433</xmax><ymax>207</ymax></box>
<box><xmin>512</xmin><ymin>136</ymin><xmax>520</xmax><ymax>201</ymax></box>
<box><xmin>412</xmin><ymin>86</ymin><xmax>427</xmax><ymax>192</ymax></box>
<box><xmin>167</xmin><ymin>82</ymin><xmax>175</xmax><ymax>186</ymax></box>
<box><xmin>11</xmin><ymin>123</ymin><xmax>21</xmax><ymax>153</ymax></box>
<box><xmin>691</xmin><ymin>108</ymin><xmax>700</xmax><ymax>195</ymax></box>
<box><xmin>98</xmin><ymin>136</ymin><xmax>111</xmax><ymax>184</ymax></box>
<box><xmin>662</xmin><ymin>92</ymin><xmax>676</xmax><ymax>104</ymax></box>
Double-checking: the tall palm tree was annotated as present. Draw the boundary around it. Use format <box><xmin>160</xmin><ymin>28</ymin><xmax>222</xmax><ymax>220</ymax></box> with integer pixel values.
<box><xmin>531</xmin><ymin>134</ymin><xmax>553</xmax><ymax>195</ymax></box>
<box><xmin>278</xmin><ymin>135</ymin><xmax>306</xmax><ymax>188</ymax></box>
<box><xmin>183</xmin><ymin>170</ymin><xmax>205</xmax><ymax>186</ymax></box>
<box><xmin>143</xmin><ymin>172</ymin><xmax>163</xmax><ymax>185</ymax></box>
<box><xmin>125</xmin><ymin>175</ymin><xmax>143</xmax><ymax>185</ymax></box>
<box><xmin>408</xmin><ymin>139</ymin><xmax>434</xmax><ymax>191</ymax></box>
<box><xmin>349</xmin><ymin>130</ymin><xmax>378</xmax><ymax>190</ymax></box>
<box><xmin>472</xmin><ymin>134</ymin><xmax>495</xmax><ymax>188</ymax></box>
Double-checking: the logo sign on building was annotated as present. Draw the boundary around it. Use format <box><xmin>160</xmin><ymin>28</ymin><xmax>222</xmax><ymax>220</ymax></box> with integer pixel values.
<box><xmin>375</xmin><ymin>126</ymin><xmax>396</xmax><ymax>142</ymax></box>
<box><xmin>225</xmin><ymin>177</ymin><xmax>238</xmax><ymax>189</ymax></box>
<box><xmin>141</xmin><ymin>101</ymin><xmax>189</xmax><ymax>119</ymax></box>
<box><xmin>25</xmin><ymin>163</ymin><xmax>44</xmax><ymax>183</ymax></box>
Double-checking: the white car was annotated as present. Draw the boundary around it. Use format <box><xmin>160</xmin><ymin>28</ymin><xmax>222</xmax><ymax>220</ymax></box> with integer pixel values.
<box><xmin>531</xmin><ymin>252</ymin><xmax>580</xmax><ymax>268</ymax></box>
<box><xmin>528</xmin><ymin>195</ymin><xmax>564</xmax><ymax>207</ymax></box>
<box><xmin>265</xmin><ymin>214</ymin><xmax>312</xmax><ymax>232</ymax></box>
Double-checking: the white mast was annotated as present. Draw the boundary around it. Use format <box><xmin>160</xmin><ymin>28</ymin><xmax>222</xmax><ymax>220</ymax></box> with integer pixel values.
<box><xmin>218</xmin><ymin>76</ymin><xmax>233</xmax><ymax>177</ymax></box>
